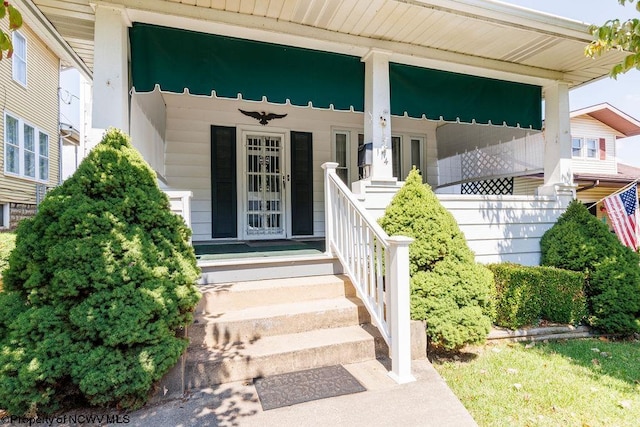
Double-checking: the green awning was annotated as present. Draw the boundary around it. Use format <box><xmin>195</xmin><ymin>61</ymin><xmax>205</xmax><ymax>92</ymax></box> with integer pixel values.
<box><xmin>130</xmin><ymin>23</ymin><xmax>365</xmax><ymax>111</ymax></box>
<box><xmin>390</xmin><ymin>63</ymin><xmax>542</xmax><ymax>129</ymax></box>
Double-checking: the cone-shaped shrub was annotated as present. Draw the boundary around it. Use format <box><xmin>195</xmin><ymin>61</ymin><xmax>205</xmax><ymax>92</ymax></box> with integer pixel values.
<box><xmin>540</xmin><ymin>200</ymin><xmax>640</xmax><ymax>334</ymax></box>
<box><xmin>0</xmin><ymin>129</ymin><xmax>201</xmax><ymax>415</ymax></box>
<box><xmin>379</xmin><ymin>169</ymin><xmax>495</xmax><ymax>350</ymax></box>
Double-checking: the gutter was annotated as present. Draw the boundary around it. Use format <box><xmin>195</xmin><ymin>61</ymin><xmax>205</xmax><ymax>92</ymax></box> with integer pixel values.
<box><xmin>577</xmin><ymin>180</ymin><xmax>599</xmax><ymax>192</ymax></box>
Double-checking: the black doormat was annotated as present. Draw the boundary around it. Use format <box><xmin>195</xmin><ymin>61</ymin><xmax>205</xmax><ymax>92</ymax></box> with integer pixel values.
<box><xmin>253</xmin><ymin>365</ymin><xmax>366</xmax><ymax>411</ymax></box>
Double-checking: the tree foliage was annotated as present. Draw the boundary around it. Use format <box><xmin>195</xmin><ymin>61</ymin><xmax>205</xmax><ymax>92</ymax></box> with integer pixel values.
<box><xmin>540</xmin><ymin>200</ymin><xmax>640</xmax><ymax>334</ymax></box>
<box><xmin>379</xmin><ymin>169</ymin><xmax>495</xmax><ymax>351</ymax></box>
<box><xmin>0</xmin><ymin>129</ymin><xmax>201</xmax><ymax>416</ymax></box>
<box><xmin>0</xmin><ymin>2</ymin><xmax>22</xmax><ymax>60</ymax></box>
<box><xmin>585</xmin><ymin>0</ymin><xmax>640</xmax><ymax>77</ymax></box>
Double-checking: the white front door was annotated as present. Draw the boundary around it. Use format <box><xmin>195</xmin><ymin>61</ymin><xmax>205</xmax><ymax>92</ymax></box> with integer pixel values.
<box><xmin>244</xmin><ymin>134</ymin><xmax>286</xmax><ymax>239</ymax></box>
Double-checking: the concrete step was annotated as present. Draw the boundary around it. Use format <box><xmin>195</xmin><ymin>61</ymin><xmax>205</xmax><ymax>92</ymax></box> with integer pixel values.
<box><xmin>190</xmin><ymin>296</ymin><xmax>371</xmax><ymax>347</ymax></box>
<box><xmin>195</xmin><ymin>274</ymin><xmax>356</xmax><ymax>313</ymax></box>
<box><xmin>198</xmin><ymin>254</ymin><xmax>343</xmax><ymax>284</ymax></box>
<box><xmin>185</xmin><ymin>325</ymin><xmax>386</xmax><ymax>387</ymax></box>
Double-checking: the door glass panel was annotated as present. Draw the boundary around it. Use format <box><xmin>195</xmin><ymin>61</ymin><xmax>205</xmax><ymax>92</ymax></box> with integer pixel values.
<box><xmin>246</xmin><ymin>135</ymin><xmax>284</xmax><ymax>237</ymax></box>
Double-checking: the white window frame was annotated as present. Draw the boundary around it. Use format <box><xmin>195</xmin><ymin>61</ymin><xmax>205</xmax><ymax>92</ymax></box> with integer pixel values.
<box><xmin>4</xmin><ymin>111</ymin><xmax>50</xmax><ymax>182</ymax></box>
<box><xmin>409</xmin><ymin>136</ymin><xmax>426</xmax><ymax>177</ymax></box>
<box><xmin>391</xmin><ymin>135</ymin><xmax>402</xmax><ymax>180</ymax></box>
<box><xmin>12</xmin><ymin>31</ymin><xmax>27</xmax><ymax>87</ymax></box>
<box><xmin>0</xmin><ymin>203</ymin><xmax>9</xmax><ymax>229</ymax></box>
<box><xmin>39</xmin><ymin>132</ymin><xmax>49</xmax><ymax>181</ymax></box>
<box><xmin>571</xmin><ymin>136</ymin><xmax>600</xmax><ymax>159</ymax></box>
<box><xmin>332</xmin><ymin>130</ymin><xmax>352</xmax><ymax>184</ymax></box>
<box><xmin>571</xmin><ymin>137</ymin><xmax>583</xmax><ymax>157</ymax></box>
<box><xmin>585</xmin><ymin>138</ymin><xmax>598</xmax><ymax>159</ymax></box>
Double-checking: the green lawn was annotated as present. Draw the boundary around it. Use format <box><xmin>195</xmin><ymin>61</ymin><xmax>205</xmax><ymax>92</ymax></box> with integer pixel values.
<box><xmin>433</xmin><ymin>339</ymin><xmax>640</xmax><ymax>427</ymax></box>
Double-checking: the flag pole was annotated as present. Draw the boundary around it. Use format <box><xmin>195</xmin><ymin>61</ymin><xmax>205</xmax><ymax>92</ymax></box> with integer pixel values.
<box><xmin>585</xmin><ymin>178</ymin><xmax>640</xmax><ymax>211</ymax></box>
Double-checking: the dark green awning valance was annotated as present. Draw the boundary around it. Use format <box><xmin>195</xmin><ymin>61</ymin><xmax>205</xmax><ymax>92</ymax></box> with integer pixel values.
<box><xmin>390</xmin><ymin>63</ymin><xmax>542</xmax><ymax>129</ymax></box>
<box><xmin>130</xmin><ymin>23</ymin><xmax>365</xmax><ymax>111</ymax></box>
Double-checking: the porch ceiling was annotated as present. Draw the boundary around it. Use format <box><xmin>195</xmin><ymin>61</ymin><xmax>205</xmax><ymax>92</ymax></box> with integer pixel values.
<box><xmin>32</xmin><ymin>0</ymin><xmax>626</xmax><ymax>87</ymax></box>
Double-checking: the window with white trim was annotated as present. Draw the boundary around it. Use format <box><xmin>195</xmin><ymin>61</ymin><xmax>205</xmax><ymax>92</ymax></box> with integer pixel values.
<box><xmin>571</xmin><ymin>137</ymin><xmax>582</xmax><ymax>157</ymax></box>
<box><xmin>585</xmin><ymin>138</ymin><xmax>598</xmax><ymax>158</ymax></box>
<box><xmin>39</xmin><ymin>133</ymin><xmax>49</xmax><ymax>180</ymax></box>
<box><xmin>391</xmin><ymin>135</ymin><xmax>402</xmax><ymax>179</ymax></box>
<box><xmin>410</xmin><ymin>136</ymin><xmax>425</xmax><ymax>176</ymax></box>
<box><xmin>572</xmin><ymin>136</ymin><xmax>600</xmax><ymax>159</ymax></box>
<box><xmin>4</xmin><ymin>112</ymin><xmax>49</xmax><ymax>181</ymax></box>
<box><xmin>12</xmin><ymin>31</ymin><xmax>26</xmax><ymax>86</ymax></box>
<box><xmin>333</xmin><ymin>131</ymin><xmax>350</xmax><ymax>184</ymax></box>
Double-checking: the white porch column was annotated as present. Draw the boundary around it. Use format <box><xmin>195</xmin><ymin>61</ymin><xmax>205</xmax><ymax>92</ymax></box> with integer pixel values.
<box><xmin>92</xmin><ymin>4</ymin><xmax>131</xmax><ymax>132</ymax></box>
<box><xmin>362</xmin><ymin>49</ymin><xmax>393</xmax><ymax>181</ymax></box>
<box><xmin>538</xmin><ymin>82</ymin><xmax>573</xmax><ymax>197</ymax></box>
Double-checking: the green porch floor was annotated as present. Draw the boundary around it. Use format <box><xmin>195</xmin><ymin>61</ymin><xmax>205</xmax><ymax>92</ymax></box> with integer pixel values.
<box><xmin>194</xmin><ymin>239</ymin><xmax>326</xmax><ymax>261</ymax></box>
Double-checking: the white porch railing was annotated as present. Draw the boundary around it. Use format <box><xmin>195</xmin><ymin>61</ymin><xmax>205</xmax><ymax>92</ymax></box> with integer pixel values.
<box><xmin>438</xmin><ymin>132</ymin><xmax>544</xmax><ymax>186</ymax></box>
<box><xmin>164</xmin><ymin>190</ymin><xmax>193</xmax><ymax>230</ymax></box>
<box><xmin>322</xmin><ymin>162</ymin><xmax>415</xmax><ymax>384</ymax></box>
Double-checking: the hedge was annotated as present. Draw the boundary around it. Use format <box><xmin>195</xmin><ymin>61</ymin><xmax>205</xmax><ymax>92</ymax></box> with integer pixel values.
<box><xmin>488</xmin><ymin>263</ymin><xmax>586</xmax><ymax>330</ymax></box>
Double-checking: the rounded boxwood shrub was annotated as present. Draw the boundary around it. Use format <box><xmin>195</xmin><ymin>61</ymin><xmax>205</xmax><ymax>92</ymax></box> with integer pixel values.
<box><xmin>379</xmin><ymin>169</ymin><xmax>495</xmax><ymax>350</ymax></box>
<box><xmin>540</xmin><ymin>200</ymin><xmax>640</xmax><ymax>334</ymax></box>
<box><xmin>0</xmin><ymin>129</ymin><xmax>201</xmax><ymax>415</ymax></box>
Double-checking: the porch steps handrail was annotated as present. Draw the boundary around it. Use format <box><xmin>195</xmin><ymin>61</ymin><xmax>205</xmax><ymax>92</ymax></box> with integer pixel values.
<box><xmin>322</xmin><ymin>162</ymin><xmax>415</xmax><ymax>384</ymax></box>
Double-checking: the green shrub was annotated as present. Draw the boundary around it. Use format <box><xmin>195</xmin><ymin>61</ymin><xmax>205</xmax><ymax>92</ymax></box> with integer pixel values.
<box><xmin>0</xmin><ymin>129</ymin><xmax>201</xmax><ymax>416</ymax></box>
<box><xmin>488</xmin><ymin>263</ymin><xmax>586</xmax><ymax>329</ymax></box>
<box><xmin>0</xmin><ymin>232</ymin><xmax>16</xmax><ymax>276</ymax></box>
<box><xmin>540</xmin><ymin>200</ymin><xmax>640</xmax><ymax>334</ymax></box>
<box><xmin>379</xmin><ymin>169</ymin><xmax>495</xmax><ymax>350</ymax></box>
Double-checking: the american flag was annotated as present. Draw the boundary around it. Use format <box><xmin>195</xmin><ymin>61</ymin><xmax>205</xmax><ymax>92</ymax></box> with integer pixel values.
<box><xmin>603</xmin><ymin>185</ymin><xmax>639</xmax><ymax>250</ymax></box>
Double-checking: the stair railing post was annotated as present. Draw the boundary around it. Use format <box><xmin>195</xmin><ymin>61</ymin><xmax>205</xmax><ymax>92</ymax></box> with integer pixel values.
<box><xmin>322</xmin><ymin>162</ymin><xmax>339</xmax><ymax>258</ymax></box>
<box><xmin>387</xmin><ymin>235</ymin><xmax>416</xmax><ymax>384</ymax></box>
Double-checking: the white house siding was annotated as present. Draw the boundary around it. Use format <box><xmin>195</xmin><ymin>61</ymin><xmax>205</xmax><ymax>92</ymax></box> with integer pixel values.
<box><xmin>570</xmin><ymin>116</ymin><xmax>618</xmax><ymax>175</ymax></box>
<box><xmin>157</xmin><ymin>95</ymin><xmax>442</xmax><ymax>242</ymax></box>
<box><xmin>161</xmin><ymin>95</ymin><xmax>361</xmax><ymax>242</ymax></box>
<box><xmin>358</xmin><ymin>185</ymin><xmax>565</xmax><ymax>266</ymax></box>
<box><xmin>130</xmin><ymin>91</ymin><xmax>166</xmax><ymax>177</ymax></box>
<box><xmin>437</xmin><ymin>195</ymin><xmax>566</xmax><ymax>265</ymax></box>
<box><xmin>0</xmin><ymin>22</ymin><xmax>60</xmax><ymax>205</ymax></box>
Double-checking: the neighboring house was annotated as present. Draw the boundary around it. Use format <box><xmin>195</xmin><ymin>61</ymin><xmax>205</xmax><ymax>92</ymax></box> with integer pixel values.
<box><xmin>0</xmin><ymin>1</ymin><xmax>88</xmax><ymax>229</ymax></box>
<box><xmin>506</xmin><ymin>103</ymin><xmax>640</xmax><ymax>220</ymax></box>
<box><xmin>29</xmin><ymin>0</ymin><xmax>626</xmax><ymax>264</ymax></box>
<box><xmin>568</xmin><ymin>104</ymin><xmax>640</xmax><ymax>222</ymax></box>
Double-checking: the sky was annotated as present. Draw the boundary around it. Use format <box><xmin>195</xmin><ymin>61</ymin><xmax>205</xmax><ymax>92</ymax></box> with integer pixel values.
<box><xmin>500</xmin><ymin>0</ymin><xmax>640</xmax><ymax>166</ymax></box>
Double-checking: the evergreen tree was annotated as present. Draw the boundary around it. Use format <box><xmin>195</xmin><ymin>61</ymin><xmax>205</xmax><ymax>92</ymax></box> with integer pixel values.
<box><xmin>0</xmin><ymin>129</ymin><xmax>201</xmax><ymax>415</ymax></box>
<box><xmin>379</xmin><ymin>169</ymin><xmax>495</xmax><ymax>350</ymax></box>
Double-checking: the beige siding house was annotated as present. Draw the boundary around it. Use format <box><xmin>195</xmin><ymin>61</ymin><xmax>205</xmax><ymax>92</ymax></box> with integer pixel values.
<box><xmin>512</xmin><ymin>103</ymin><xmax>640</xmax><ymax>216</ymax></box>
<box><xmin>0</xmin><ymin>1</ymin><xmax>88</xmax><ymax>229</ymax></box>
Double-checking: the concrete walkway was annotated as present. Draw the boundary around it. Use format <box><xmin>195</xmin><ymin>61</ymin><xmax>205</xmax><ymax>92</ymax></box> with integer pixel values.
<box><xmin>117</xmin><ymin>358</ymin><xmax>477</xmax><ymax>427</ymax></box>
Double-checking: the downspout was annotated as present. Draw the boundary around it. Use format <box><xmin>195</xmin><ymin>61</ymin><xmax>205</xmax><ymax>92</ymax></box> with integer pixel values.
<box><xmin>58</xmin><ymin>64</ymin><xmax>63</xmax><ymax>186</ymax></box>
<box><xmin>576</xmin><ymin>180</ymin><xmax>599</xmax><ymax>192</ymax></box>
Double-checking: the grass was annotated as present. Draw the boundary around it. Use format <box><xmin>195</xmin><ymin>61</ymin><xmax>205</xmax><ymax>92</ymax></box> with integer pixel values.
<box><xmin>432</xmin><ymin>338</ymin><xmax>640</xmax><ymax>427</ymax></box>
<box><xmin>0</xmin><ymin>232</ymin><xmax>15</xmax><ymax>290</ymax></box>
